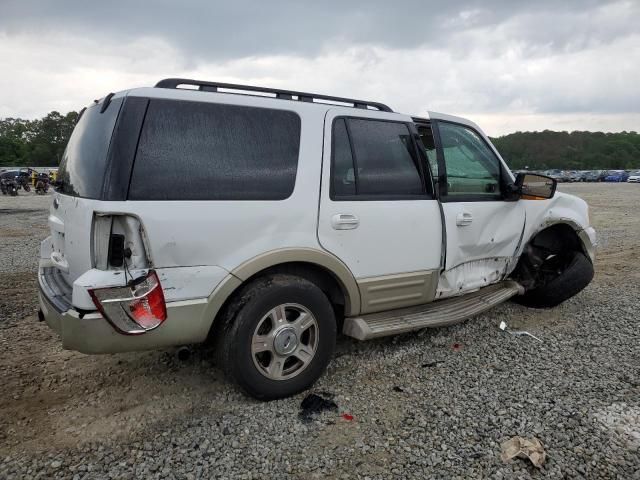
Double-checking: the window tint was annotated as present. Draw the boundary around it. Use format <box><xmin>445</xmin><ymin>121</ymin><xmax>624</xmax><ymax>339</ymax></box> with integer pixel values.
<box><xmin>57</xmin><ymin>99</ymin><xmax>123</xmax><ymax>198</ymax></box>
<box><xmin>438</xmin><ymin>122</ymin><xmax>501</xmax><ymax>197</ymax></box>
<box><xmin>332</xmin><ymin>119</ymin><xmax>356</xmax><ymax>196</ymax></box>
<box><xmin>129</xmin><ymin>100</ymin><xmax>300</xmax><ymax>200</ymax></box>
<box><xmin>345</xmin><ymin>119</ymin><xmax>423</xmax><ymax>196</ymax></box>
<box><xmin>416</xmin><ymin>124</ymin><xmax>438</xmax><ymax>178</ymax></box>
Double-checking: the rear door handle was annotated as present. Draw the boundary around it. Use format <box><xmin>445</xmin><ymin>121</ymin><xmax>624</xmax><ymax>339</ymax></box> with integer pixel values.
<box><xmin>456</xmin><ymin>211</ymin><xmax>473</xmax><ymax>226</ymax></box>
<box><xmin>331</xmin><ymin>213</ymin><xmax>360</xmax><ymax>230</ymax></box>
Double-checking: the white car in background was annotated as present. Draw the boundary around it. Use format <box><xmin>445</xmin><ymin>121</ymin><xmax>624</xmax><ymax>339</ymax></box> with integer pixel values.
<box><xmin>627</xmin><ymin>171</ymin><xmax>640</xmax><ymax>183</ymax></box>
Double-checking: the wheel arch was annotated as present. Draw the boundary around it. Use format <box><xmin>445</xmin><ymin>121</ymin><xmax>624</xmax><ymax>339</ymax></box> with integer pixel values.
<box><xmin>511</xmin><ymin>220</ymin><xmax>592</xmax><ymax>290</ymax></box>
<box><xmin>525</xmin><ymin>220</ymin><xmax>593</xmax><ymax>262</ymax></box>
<box><xmin>202</xmin><ymin>248</ymin><xmax>361</xmax><ymax>341</ymax></box>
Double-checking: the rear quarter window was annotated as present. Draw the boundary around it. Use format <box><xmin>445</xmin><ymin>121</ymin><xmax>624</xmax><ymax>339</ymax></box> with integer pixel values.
<box><xmin>57</xmin><ymin>99</ymin><xmax>124</xmax><ymax>198</ymax></box>
<box><xmin>128</xmin><ymin>99</ymin><xmax>301</xmax><ymax>200</ymax></box>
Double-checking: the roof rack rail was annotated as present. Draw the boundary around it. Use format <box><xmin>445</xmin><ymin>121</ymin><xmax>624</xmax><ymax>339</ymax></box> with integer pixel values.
<box><xmin>154</xmin><ymin>78</ymin><xmax>393</xmax><ymax>112</ymax></box>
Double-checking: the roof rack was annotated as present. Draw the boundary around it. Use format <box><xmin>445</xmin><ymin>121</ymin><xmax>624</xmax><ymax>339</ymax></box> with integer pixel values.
<box><xmin>154</xmin><ymin>78</ymin><xmax>393</xmax><ymax>112</ymax></box>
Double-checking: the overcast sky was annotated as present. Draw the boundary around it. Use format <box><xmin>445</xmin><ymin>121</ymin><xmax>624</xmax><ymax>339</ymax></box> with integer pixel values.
<box><xmin>0</xmin><ymin>0</ymin><xmax>638</xmax><ymax>135</ymax></box>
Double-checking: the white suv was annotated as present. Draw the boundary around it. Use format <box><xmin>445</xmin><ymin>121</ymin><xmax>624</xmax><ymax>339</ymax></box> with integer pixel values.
<box><xmin>38</xmin><ymin>79</ymin><xmax>596</xmax><ymax>399</ymax></box>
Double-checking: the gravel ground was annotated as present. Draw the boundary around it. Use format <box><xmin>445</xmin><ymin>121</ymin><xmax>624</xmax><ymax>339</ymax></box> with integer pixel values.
<box><xmin>0</xmin><ymin>184</ymin><xmax>639</xmax><ymax>479</ymax></box>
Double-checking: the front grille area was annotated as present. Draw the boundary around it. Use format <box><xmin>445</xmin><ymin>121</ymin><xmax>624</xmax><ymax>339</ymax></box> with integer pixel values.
<box><xmin>39</xmin><ymin>267</ymin><xmax>73</xmax><ymax>313</ymax></box>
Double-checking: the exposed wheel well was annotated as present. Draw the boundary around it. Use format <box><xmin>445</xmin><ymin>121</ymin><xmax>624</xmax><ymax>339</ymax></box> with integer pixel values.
<box><xmin>528</xmin><ymin>223</ymin><xmax>582</xmax><ymax>254</ymax></box>
<box><xmin>512</xmin><ymin>223</ymin><xmax>586</xmax><ymax>290</ymax></box>
<box><xmin>208</xmin><ymin>262</ymin><xmax>348</xmax><ymax>342</ymax></box>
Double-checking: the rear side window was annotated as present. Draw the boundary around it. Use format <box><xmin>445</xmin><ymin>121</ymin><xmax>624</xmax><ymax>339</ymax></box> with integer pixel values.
<box><xmin>331</xmin><ymin>117</ymin><xmax>425</xmax><ymax>199</ymax></box>
<box><xmin>57</xmin><ymin>99</ymin><xmax>124</xmax><ymax>198</ymax></box>
<box><xmin>129</xmin><ymin>100</ymin><xmax>301</xmax><ymax>200</ymax></box>
<box><xmin>331</xmin><ymin>119</ymin><xmax>356</xmax><ymax>196</ymax></box>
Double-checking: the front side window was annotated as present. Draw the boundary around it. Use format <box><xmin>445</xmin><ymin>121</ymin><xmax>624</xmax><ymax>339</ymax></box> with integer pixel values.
<box><xmin>438</xmin><ymin>122</ymin><xmax>502</xmax><ymax>198</ymax></box>
<box><xmin>331</xmin><ymin>118</ymin><xmax>425</xmax><ymax>199</ymax></box>
<box><xmin>129</xmin><ymin>100</ymin><xmax>300</xmax><ymax>200</ymax></box>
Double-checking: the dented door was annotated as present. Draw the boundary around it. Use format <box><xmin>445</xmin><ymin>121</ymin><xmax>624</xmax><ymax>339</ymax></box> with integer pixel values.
<box><xmin>430</xmin><ymin>116</ymin><xmax>525</xmax><ymax>297</ymax></box>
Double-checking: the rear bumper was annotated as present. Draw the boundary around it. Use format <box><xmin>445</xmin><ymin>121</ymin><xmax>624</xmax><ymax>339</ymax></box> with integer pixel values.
<box><xmin>38</xmin><ymin>267</ymin><xmax>211</xmax><ymax>354</ymax></box>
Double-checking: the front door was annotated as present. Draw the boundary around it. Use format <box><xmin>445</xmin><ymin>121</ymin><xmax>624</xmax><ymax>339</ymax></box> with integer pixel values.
<box><xmin>317</xmin><ymin>109</ymin><xmax>443</xmax><ymax>314</ymax></box>
<box><xmin>429</xmin><ymin>117</ymin><xmax>525</xmax><ymax>298</ymax></box>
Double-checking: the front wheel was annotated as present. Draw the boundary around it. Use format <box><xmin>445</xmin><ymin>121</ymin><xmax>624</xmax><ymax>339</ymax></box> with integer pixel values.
<box><xmin>218</xmin><ymin>274</ymin><xmax>336</xmax><ymax>400</ymax></box>
<box><xmin>515</xmin><ymin>251</ymin><xmax>594</xmax><ymax>308</ymax></box>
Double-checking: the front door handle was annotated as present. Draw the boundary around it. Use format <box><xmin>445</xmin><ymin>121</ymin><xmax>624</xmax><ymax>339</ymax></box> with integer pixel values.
<box><xmin>331</xmin><ymin>213</ymin><xmax>360</xmax><ymax>230</ymax></box>
<box><xmin>456</xmin><ymin>211</ymin><xmax>473</xmax><ymax>226</ymax></box>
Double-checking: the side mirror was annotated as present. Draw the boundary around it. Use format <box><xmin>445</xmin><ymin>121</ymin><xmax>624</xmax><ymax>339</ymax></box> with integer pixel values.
<box><xmin>515</xmin><ymin>173</ymin><xmax>557</xmax><ymax>200</ymax></box>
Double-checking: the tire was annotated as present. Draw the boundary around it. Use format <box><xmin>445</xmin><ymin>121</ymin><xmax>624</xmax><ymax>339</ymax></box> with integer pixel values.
<box><xmin>217</xmin><ymin>274</ymin><xmax>336</xmax><ymax>400</ymax></box>
<box><xmin>515</xmin><ymin>251</ymin><xmax>594</xmax><ymax>308</ymax></box>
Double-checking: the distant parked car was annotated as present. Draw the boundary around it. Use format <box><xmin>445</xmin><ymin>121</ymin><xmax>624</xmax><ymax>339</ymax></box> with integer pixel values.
<box><xmin>604</xmin><ymin>170</ymin><xmax>629</xmax><ymax>182</ymax></box>
<box><xmin>595</xmin><ymin>170</ymin><xmax>609</xmax><ymax>182</ymax></box>
<box><xmin>547</xmin><ymin>169</ymin><xmax>570</xmax><ymax>182</ymax></box>
<box><xmin>582</xmin><ymin>171</ymin><xmax>600</xmax><ymax>182</ymax></box>
<box><xmin>568</xmin><ymin>171</ymin><xmax>583</xmax><ymax>182</ymax></box>
<box><xmin>627</xmin><ymin>171</ymin><xmax>640</xmax><ymax>183</ymax></box>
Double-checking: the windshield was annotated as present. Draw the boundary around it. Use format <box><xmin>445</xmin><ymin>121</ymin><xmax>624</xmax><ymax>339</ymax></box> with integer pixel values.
<box><xmin>57</xmin><ymin>98</ymin><xmax>123</xmax><ymax>198</ymax></box>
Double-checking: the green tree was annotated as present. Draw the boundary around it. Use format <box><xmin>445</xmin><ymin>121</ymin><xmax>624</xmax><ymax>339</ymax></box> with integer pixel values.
<box><xmin>491</xmin><ymin>130</ymin><xmax>640</xmax><ymax>170</ymax></box>
<box><xmin>0</xmin><ymin>111</ymin><xmax>77</xmax><ymax>167</ymax></box>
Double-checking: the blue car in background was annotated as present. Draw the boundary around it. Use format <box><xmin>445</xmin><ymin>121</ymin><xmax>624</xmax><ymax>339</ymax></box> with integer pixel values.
<box><xmin>604</xmin><ymin>170</ymin><xmax>629</xmax><ymax>182</ymax></box>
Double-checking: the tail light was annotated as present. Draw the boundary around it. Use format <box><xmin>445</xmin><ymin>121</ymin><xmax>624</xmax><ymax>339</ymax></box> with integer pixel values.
<box><xmin>89</xmin><ymin>271</ymin><xmax>167</xmax><ymax>335</ymax></box>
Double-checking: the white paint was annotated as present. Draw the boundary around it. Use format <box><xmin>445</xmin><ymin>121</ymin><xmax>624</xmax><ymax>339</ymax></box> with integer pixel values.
<box><xmin>316</xmin><ymin>108</ymin><xmax>443</xmax><ymax>279</ymax></box>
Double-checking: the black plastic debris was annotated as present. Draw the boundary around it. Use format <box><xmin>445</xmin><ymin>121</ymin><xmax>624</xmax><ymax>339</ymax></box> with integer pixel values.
<box><xmin>299</xmin><ymin>393</ymin><xmax>338</xmax><ymax>423</ymax></box>
<box><xmin>392</xmin><ymin>386</ymin><xmax>405</xmax><ymax>393</ymax></box>
<box><xmin>421</xmin><ymin>360</ymin><xmax>443</xmax><ymax>368</ymax></box>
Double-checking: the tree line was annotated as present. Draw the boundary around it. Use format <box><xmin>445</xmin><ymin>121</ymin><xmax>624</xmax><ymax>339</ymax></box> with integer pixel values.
<box><xmin>490</xmin><ymin>130</ymin><xmax>640</xmax><ymax>170</ymax></box>
<box><xmin>1</xmin><ymin>110</ymin><xmax>639</xmax><ymax>170</ymax></box>
<box><xmin>0</xmin><ymin>111</ymin><xmax>78</xmax><ymax>167</ymax></box>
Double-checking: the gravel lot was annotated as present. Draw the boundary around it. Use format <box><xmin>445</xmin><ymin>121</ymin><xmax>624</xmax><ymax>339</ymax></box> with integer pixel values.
<box><xmin>1</xmin><ymin>184</ymin><xmax>639</xmax><ymax>479</ymax></box>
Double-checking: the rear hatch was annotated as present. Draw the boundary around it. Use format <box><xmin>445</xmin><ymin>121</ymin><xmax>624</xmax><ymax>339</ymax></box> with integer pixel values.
<box><xmin>49</xmin><ymin>96</ymin><xmax>124</xmax><ymax>284</ymax></box>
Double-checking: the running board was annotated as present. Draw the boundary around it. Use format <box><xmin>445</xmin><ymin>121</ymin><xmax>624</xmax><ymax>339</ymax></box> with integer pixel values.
<box><xmin>343</xmin><ymin>281</ymin><xmax>524</xmax><ymax>341</ymax></box>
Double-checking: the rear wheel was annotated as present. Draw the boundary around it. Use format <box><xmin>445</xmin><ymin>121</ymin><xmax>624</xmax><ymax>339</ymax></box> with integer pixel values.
<box><xmin>218</xmin><ymin>274</ymin><xmax>336</xmax><ymax>400</ymax></box>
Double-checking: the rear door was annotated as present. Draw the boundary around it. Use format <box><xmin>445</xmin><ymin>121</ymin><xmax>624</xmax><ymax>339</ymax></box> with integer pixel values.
<box><xmin>426</xmin><ymin>114</ymin><xmax>525</xmax><ymax>297</ymax></box>
<box><xmin>318</xmin><ymin>109</ymin><xmax>443</xmax><ymax>314</ymax></box>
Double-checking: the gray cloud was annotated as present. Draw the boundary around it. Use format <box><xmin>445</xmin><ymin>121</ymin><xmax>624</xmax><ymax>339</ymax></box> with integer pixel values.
<box><xmin>0</xmin><ymin>0</ymin><xmax>628</xmax><ymax>61</ymax></box>
<box><xmin>0</xmin><ymin>0</ymin><xmax>638</xmax><ymax>134</ymax></box>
